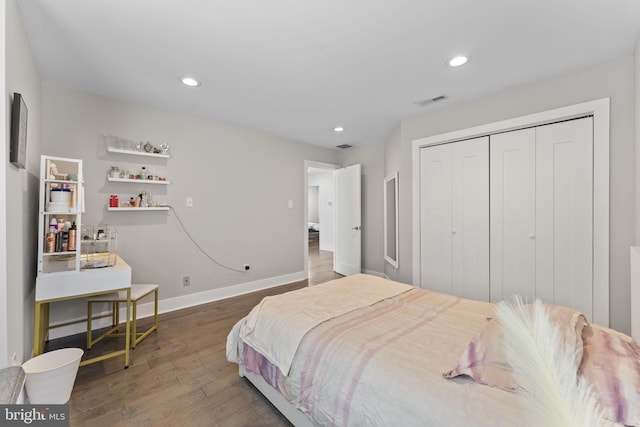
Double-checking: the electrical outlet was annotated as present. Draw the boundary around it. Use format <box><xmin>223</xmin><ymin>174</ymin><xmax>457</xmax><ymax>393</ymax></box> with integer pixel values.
<box><xmin>183</xmin><ymin>276</ymin><xmax>190</xmax><ymax>286</ymax></box>
<box><xmin>244</xmin><ymin>264</ymin><xmax>250</xmax><ymax>271</ymax></box>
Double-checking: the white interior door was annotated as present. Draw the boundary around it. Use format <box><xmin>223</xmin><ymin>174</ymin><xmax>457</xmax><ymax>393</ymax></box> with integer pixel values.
<box><xmin>490</xmin><ymin>128</ymin><xmax>536</xmax><ymax>302</ymax></box>
<box><xmin>489</xmin><ymin>117</ymin><xmax>593</xmax><ymax>316</ymax></box>
<box><xmin>334</xmin><ymin>164</ymin><xmax>361</xmax><ymax>276</ymax></box>
<box><xmin>420</xmin><ymin>138</ymin><xmax>489</xmax><ymax>299</ymax></box>
<box><xmin>451</xmin><ymin>137</ymin><xmax>489</xmax><ymax>301</ymax></box>
<box><xmin>420</xmin><ymin>144</ymin><xmax>453</xmax><ymax>293</ymax></box>
<box><xmin>536</xmin><ymin>117</ymin><xmax>593</xmax><ymax>317</ymax></box>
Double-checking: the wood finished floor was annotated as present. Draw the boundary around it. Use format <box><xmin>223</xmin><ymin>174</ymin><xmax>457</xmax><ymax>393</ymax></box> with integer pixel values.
<box><xmin>45</xmin><ymin>242</ymin><xmax>340</xmax><ymax>426</ymax></box>
<box><xmin>307</xmin><ymin>234</ymin><xmax>343</xmax><ymax>286</ymax></box>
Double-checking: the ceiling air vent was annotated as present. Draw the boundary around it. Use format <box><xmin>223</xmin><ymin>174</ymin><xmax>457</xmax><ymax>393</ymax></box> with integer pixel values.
<box><xmin>414</xmin><ymin>94</ymin><xmax>448</xmax><ymax>107</ymax></box>
<box><xmin>336</xmin><ymin>144</ymin><xmax>352</xmax><ymax>149</ymax></box>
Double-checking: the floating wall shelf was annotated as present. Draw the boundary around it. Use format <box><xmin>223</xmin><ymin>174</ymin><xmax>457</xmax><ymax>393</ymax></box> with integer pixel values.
<box><xmin>107</xmin><ymin>147</ymin><xmax>170</xmax><ymax>159</ymax></box>
<box><xmin>107</xmin><ymin>206</ymin><xmax>170</xmax><ymax>212</ymax></box>
<box><xmin>107</xmin><ymin>177</ymin><xmax>170</xmax><ymax>185</ymax></box>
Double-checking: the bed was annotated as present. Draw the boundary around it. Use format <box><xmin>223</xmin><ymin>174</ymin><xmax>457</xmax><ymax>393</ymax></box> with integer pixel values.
<box><xmin>226</xmin><ymin>274</ymin><xmax>640</xmax><ymax>427</ymax></box>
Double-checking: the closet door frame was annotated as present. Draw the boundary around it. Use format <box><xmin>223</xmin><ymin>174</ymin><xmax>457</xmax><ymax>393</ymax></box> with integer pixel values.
<box><xmin>411</xmin><ymin>98</ymin><xmax>610</xmax><ymax>326</ymax></box>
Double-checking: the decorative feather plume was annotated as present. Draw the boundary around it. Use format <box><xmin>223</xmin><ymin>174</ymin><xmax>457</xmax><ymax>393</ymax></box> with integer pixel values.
<box><xmin>495</xmin><ymin>297</ymin><xmax>617</xmax><ymax>427</ymax></box>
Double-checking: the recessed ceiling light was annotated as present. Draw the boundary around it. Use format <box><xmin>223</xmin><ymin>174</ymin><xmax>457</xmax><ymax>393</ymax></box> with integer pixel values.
<box><xmin>334</xmin><ymin>126</ymin><xmax>344</xmax><ymax>132</ymax></box>
<box><xmin>181</xmin><ymin>77</ymin><xmax>200</xmax><ymax>87</ymax></box>
<box><xmin>447</xmin><ymin>55</ymin><xmax>469</xmax><ymax>67</ymax></box>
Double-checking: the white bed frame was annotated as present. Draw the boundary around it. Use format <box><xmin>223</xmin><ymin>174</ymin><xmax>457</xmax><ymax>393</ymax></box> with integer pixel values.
<box><xmin>239</xmin><ymin>365</ymin><xmax>314</xmax><ymax>427</ymax></box>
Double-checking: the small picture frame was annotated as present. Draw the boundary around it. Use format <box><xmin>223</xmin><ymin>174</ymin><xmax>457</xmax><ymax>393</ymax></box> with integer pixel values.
<box><xmin>10</xmin><ymin>92</ymin><xmax>28</xmax><ymax>169</ymax></box>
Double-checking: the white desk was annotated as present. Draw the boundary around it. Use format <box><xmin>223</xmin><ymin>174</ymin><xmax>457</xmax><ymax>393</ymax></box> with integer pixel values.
<box><xmin>34</xmin><ymin>255</ymin><xmax>132</xmax><ymax>367</ymax></box>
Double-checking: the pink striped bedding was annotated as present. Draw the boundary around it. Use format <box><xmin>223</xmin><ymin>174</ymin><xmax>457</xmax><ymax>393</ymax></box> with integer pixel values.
<box><xmin>229</xmin><ymin>279</ymin><xmax>530</xmax><ymax>426</ymax></box>
<box><xmin>227</xmin><ymin>275</ymin><xmax>640</xmax><ymax>426</ymax></box>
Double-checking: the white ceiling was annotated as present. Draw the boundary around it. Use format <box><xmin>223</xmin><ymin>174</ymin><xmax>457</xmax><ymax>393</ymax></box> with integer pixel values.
<box><xmin>16</xmin><ymin>0</ymin><xmax>640</xmax><ymax>149</ymax></box>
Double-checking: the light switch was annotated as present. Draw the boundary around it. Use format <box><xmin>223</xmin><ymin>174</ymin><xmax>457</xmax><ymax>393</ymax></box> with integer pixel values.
<box><xmin>186</xmin><ymin>197</ymin><xmax>193</xmax><ymax>207</ymax></box>
<box><xmin>288</xmin><ymin>200</ymin><xmax>293</xmax><ymax>209</ymax></box>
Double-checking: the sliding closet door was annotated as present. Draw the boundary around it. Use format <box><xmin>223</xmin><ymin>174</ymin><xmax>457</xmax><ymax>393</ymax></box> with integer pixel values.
<box><xmin>489</xmin><ymin>128</ymin><xmax>536</xmax><ymax>302</ymax></box>
<box><xmin>536</xmin><ymin>117</ymin><xmax>593</xmax><ymax>317</ymax></box>
<box><xmin>420</xmin><ymin>144</ymin><xmax>453</xmax><ymax>294</ymax></box>
<box><xmin>451</xmin><ymin>137</ymin><xmax>489</xmax><ymax>301</ymax></box>
<box><xmin>420</xmin><ymin>137</ymin><xmax>489</xmax><ymax>299</ymax></box>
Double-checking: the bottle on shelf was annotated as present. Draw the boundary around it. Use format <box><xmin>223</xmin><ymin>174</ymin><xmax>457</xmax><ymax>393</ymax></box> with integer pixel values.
<box><xmin>68</xmin><ymin>222</ymin><xmax>77</xmax><ymax>251</ymax></box>
<box><xmin>45</xmin><ymin>230</ymin><xmax>56</xmax><ymax>253</ymax></box>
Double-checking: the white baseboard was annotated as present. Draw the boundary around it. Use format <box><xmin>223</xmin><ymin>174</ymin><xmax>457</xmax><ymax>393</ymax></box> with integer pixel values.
<box><xmin>48</xmin><ymin>271</ymin><xmax>307</xmax><ymax>340</ymax></box>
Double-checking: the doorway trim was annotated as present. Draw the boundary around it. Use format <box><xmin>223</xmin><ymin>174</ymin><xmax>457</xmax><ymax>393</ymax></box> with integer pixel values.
<box><xmin>304</xmin><ymin>160</ymin><xmax>340</xmax><ymax>280</ymax></box>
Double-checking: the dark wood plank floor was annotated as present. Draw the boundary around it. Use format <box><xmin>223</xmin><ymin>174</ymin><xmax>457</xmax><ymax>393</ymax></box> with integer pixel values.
<box><xmin>44</xmin><ymin>240</ymin><xmax>339</xmax><ymax>426</ymax></box>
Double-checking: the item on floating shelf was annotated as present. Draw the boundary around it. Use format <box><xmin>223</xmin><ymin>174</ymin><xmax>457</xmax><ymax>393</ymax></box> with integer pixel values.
<box><xmin>109</xmin><ymin>166</ymin><xmax>120</xmax><ymax>179</ymax></box>
<box><xmin>144</xmin><ymin>142</ymin><xmax>153</xmax><ymax>153</ymax></box>
<box><xmin>109</xmin><ymin>195</ymin><xmax>118</xmax><ymax>208</ymax></box>
<box><xmin>140</xmin><ymin>166</ymin><xmax>147</xmax><ymax>180</ymax></box>
<box><xmin>140</xmin><ymin>191</ymin><xmax>151</xmax><ymax>208</ymax></box>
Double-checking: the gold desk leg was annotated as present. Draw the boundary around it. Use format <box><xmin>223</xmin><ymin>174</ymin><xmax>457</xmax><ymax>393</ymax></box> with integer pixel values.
<box><xmin>33</xmin><ymin>302</ymin><xmax>48</xmax><ymax>356</ymax></box>
<box><xmin>124</xmin><ymin>288</ymin><xmax>131</xmax><ymax>368</ymax></box>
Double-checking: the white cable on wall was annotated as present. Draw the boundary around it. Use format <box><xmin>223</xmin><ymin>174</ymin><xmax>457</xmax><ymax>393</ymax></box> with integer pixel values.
<box><xmin>167</xmin><ymin>205</ymin><xmax>245</xmax><ymax>273</ymax></box>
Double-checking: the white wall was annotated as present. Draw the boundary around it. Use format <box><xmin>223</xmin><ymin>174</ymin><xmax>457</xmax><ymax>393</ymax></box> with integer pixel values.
<box><xmin>308</xmin><ymin>186</ymin><xmax>319</xmax><ymax>224</ymax></box>
<box><xmin>338</xmin><ymin>143</ymin><xmax>385</xmax><ymax>275</ymax></box>
<box><xmin>390</xmin><ymin>56</ymin><xmax>635</xmax><ymax>333</ymax></box>
<box><xmin>4</xmin><ymin>0</ymin><xmax>41</xmax><ymax>366</ymax></box>
<box><xmin>308</xmin><ymin>170</ymin><xmax>335</xmax><ymax>251</ymax></box>
<box><xmin>632</xmin><ymin>33</ymin><xmax>640</xmax><ymax>340</ymax></box>
<box><xmin>0</xmin><ymin>0</ymin><xmax>7</xmax><ymax>368</ymax></box>
<box><xmin>636</xmin><ymin>33</ymin><xmax>640</xmax><ymax>245</ymax></box>
<box><xmin>40</xmin><ymin>81</ymin><xmax>339</xmax><ymax>330</ymax></box>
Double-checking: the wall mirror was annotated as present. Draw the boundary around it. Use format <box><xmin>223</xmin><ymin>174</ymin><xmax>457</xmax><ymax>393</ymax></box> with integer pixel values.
<box><xmin>384</xmin><ymin>172</ymin><xmax>399</xmax><ymax>268</ymax></box>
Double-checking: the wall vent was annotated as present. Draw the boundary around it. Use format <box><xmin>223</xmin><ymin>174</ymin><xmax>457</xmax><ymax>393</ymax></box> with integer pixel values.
<box><xmin>336</xmin><ymin>144</ymin><xmax>352</xmax><ymax>149</ymax></box>
<box><xmin>414</xmin><ymin>94</ymin><xmax>448</xmax><ymax>107</ymax></box>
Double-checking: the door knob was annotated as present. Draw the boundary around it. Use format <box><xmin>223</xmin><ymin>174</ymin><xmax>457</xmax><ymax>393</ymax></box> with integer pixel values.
<box><xmin>352</xmin><ymin>226</ymin><xmax>361</xmax><ymax>231</ymax></box>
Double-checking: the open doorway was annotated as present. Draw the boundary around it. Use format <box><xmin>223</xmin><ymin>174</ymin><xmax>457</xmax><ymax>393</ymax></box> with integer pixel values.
<box><xmin>304</xmin><ymin>161</ymin><xmax>343</xmax><ymax>285</ymax></box>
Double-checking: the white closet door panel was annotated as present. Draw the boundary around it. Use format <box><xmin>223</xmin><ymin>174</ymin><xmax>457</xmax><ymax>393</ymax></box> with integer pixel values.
<box><xmin>536</xmin><ymin>117</ymin><xmax>593</xmax><ymax>318</ymax></box>
<box><xmin>490</xmin><ymin>128</ymin><xmax>536</xmax><ymax>302</ymax></box>
<box><xmin>420</xmin><ymin>144</ymin><xmax>452</xmax><ymax>294</ymax></box>
<box><xmin>452</xmin><ymin>137</ymin><xmax>489</xmax><ymax>301</ymax></box>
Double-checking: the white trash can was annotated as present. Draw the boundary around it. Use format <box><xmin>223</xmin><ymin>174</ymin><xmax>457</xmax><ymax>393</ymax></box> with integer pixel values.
<box><xmin>21</xmin><ymin>348</ymin><xmax>83</xmax><ymax>404</ymax></box>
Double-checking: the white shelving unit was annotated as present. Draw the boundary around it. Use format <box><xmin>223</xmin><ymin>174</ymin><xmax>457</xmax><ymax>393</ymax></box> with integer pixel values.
<box><xmin>37</xmin><ymin>155</ymin><xmax>83</xmax><ymax>275</ymax></box>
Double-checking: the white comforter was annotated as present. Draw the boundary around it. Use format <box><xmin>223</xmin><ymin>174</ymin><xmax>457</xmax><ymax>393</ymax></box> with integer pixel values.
<box><xmin>229</xmin><ymin>274</ymin><xmax>413</xmax><ymax>375</ymax></box>
<box><xmin>227</xmin><ymin>275</ymin><xmax>532</xmax><ymax>426</ymax></box>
